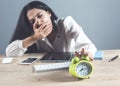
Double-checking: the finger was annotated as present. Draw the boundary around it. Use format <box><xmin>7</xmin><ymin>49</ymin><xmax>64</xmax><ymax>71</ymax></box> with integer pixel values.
<box><xmin>44</xmin><ymin>27</ymin><xmax>52</xmax><ymax>35</ymax></box>
<box><xmin>38</xmin><ymin>25</ymin><xmax>52</xmax><ymax>38</ymax></box>
<box><xmin>39</xmin><ymin>23</ymin><xmax>48</xmax><ymax>30</ymax></box>
<box><xmin>43</xmin><ymin>24</ymin><xmax>52</xmax><ymax>33</ymax></box>
<box><xmin>85</xmin><ymin>52</ymin><xmax>93</xmax><ymax>61</ymax></box>
<box><xmin>90</xmin><ymin>57</ymin><xmax>93</xmax><ymax>61</ymax></box>
<box><xmin>75</xmin><ymin>51</ymin><xmax>82</xmax><ymax>60</ymax></box>
<box><xmin>81</xmin><ymin>48</ymin><xmax>85</xmax><ymax>55</ymax></box>
<box><xmin>75</xmin><ymin>51</ymin><xmax>80</xmax><ymax>57</ymax></box>
<box><xmin>44</xmin><ymin>27</ymin><xmax>52</xmax><ymax>36</ymax></box>
<box><xmin>34</xmin><ymin>25</ymin><xmax>46</xmax><ymax>35</ymax></box>
<box><xmin>84</xmin><ymin>53</ymin><xmax>88</xmax><ymax>57</ymax></box>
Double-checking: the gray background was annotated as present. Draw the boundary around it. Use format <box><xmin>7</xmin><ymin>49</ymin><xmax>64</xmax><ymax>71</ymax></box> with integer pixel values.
<box><xmin>0</xmin><ymin>0</ymin><xmax>120</xmax><ymax>54</ymax></box>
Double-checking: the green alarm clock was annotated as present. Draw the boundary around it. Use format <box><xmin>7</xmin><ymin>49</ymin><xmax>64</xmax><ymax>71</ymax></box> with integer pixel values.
<box><xmin>69</xmin><ymin>56</ymin><xmax>93</xmax><ymax>79</ymax></box>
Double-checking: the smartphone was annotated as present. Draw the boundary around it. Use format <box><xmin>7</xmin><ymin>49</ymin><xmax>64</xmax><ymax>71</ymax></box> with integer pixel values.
<box><xmin>20</xmin><ymin>57</ymin><xmax>38</xmax><ymax>64</ymax></box>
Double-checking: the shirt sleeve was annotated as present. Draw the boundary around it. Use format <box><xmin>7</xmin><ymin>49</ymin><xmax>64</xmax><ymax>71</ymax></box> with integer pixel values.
<box><xmin>63</xmin><ymin>16</ymin><xmax>97</xmax><ymax>56</ymax></box>
<box><xmin>6</xmin><ymin>40</ymin><xmax>27</xmax><ymax>57</ymax></box>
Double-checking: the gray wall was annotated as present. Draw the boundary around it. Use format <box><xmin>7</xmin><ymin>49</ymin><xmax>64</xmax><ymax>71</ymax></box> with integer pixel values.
<box><xmin>0</xmin><ymin>0</ymin><xmax>120</xmax><ymax>54</ymax></box>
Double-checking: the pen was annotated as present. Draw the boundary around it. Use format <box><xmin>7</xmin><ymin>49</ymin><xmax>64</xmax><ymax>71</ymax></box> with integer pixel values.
<box><xmin>108</xmin><ymin>55</ymin><xmax>119</xmax><ymax>62</ymax></box>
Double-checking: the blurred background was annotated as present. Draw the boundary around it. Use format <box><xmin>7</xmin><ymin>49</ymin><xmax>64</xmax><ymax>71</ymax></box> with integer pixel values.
<box><xmin>0</xmin><ymin>0</ymin><xmax>120</xmax><ymax>54</ymax></box>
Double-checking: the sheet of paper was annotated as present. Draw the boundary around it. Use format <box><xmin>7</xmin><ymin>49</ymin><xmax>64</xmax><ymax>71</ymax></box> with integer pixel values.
<box><xmin>2</xmin><ymin>57</ymin><xmax>13</xmax><ymax>64</ymax></box>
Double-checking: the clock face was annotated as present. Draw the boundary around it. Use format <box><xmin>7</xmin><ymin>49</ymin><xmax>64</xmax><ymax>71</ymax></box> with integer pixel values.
<box><xmin>75</xmin><ymin>62</ymin><xmax>92</xmax><ymax>77</ymax></box>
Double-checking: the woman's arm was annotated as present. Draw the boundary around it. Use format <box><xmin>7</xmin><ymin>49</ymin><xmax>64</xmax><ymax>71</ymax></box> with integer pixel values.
<box><xmin>6</xmin><ymin>40</ymin><xmax>27</xmax><ymax>57</ymax></box>
<box><xmin>63</xmin><ymin>16</ymin><xmax>97</xmax><ymax>59</ymax></box>
<box><xmin>6</xmin><ymin>35</ymin><xmax>38</xmax><ymax>57</ymax></box>
<box><xmin>6</xmin><ymin>19</ymin><xmax>53</xmax><ymax>57</ymax></box>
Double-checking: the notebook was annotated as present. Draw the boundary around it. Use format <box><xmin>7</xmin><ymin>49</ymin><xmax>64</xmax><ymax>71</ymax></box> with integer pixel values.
<box><xmin>94</xmin><ymin>51</ymin><xmax>104</xmax><ymax>60</ymax></box>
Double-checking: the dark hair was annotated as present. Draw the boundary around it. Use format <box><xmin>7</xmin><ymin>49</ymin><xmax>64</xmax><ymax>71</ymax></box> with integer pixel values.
<box><xmin>10</xmin><ymin>1</ymin><xmax>58</xmax><ymax>42</ymax></box>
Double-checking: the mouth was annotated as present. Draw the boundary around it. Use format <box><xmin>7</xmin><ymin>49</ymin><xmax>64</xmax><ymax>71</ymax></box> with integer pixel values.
<box><xmin>35</xmin><ymin>24</ymin><xmax>41</xmax><ymax>29</ymax></box>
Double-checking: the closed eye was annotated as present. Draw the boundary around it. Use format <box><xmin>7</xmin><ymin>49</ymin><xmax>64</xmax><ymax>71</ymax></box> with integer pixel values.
<box><xmin>37</xmin><ymin>14</ymin><xmax>42</xmax><ymax>18</ymax></box>
<box><xmin>30</xmin><ymin>19</ymin><xmax>35</xmax><ymax>25</ymax></box>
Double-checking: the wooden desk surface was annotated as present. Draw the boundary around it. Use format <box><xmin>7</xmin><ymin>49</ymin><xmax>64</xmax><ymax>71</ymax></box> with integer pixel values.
<box><xmin>0</xmin><ymin>50</ymin><xmax>120</xmax><ymax>86</ymax></box>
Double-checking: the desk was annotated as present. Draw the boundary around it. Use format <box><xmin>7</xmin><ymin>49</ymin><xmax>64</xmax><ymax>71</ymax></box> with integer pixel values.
<box><xmin>0</xmin><ymin>50</ymin><xmax>120</xmax><ymax>86</ymax></box>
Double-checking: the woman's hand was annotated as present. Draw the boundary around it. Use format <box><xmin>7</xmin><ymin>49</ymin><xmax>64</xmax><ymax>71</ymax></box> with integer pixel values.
<box><xmin>22</xmin><ymin>19</ymin><xmax>53</xmax><ymax>48</ymax></box>
<box><xmin>75</xmin><ymin>48</ymin><xmax>93</xmax><ymax>61</ymax></box>
<box><xmin>32</xmin><ymin>21</ymin><xmax>53</xmax><ymax>40</ymax></box>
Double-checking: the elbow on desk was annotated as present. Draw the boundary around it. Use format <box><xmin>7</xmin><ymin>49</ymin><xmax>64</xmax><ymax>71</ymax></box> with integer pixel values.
<box><xmin>6</xmin><ymin>48</ymin><xmax>25</xmax><ymax>57</ymax></box>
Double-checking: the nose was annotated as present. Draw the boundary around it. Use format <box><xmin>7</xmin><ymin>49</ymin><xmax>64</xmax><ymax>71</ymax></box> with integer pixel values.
<box><xmin>35</xmin><ymin>18</ymin><xmax>42</xmax><ymax>28</ymax></box>
<box><xmin>35</xmin><ymin>17</ymin><xmax>42</xmax><ymax>24</ymax></box>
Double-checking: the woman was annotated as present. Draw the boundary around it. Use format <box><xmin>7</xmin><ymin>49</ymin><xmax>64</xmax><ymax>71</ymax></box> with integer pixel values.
<box><xmin>6</xmin><ymin>1</ymin><xmax>97</xmax><ymax>60</ymax></box>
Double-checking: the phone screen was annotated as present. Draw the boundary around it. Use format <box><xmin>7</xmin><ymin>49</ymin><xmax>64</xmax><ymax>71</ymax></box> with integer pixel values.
<box><xmin>20</xmin><ymin>58</ymin><xmax>37</xmax><ymax>64</ymax></box>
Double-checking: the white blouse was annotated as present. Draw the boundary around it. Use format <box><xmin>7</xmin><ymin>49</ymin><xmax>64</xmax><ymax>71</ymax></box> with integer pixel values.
<box><xmin>6</xmin><ymin>16</ymin><xmax>97</xmax><ymax>57</ymax></box>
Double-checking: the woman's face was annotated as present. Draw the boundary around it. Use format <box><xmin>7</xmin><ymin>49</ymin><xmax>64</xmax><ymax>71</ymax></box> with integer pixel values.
<box><xmin>27</xmin><ymin>8</ymin><xmax>52</xmax><ymax>29</ymax></box>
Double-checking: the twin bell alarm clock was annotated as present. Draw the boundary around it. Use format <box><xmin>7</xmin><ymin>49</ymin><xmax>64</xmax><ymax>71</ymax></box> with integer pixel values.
<box><xmin>69</xmin><ymin>55</ymin><xmax>94</xmax><ymax>79</ymax></box>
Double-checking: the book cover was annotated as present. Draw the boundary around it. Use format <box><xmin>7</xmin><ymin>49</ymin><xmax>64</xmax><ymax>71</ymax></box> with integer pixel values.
<box><xmin>94</xmin><ymin>51</ymin><xmax>104</xmax><ymax>60</ymax></box>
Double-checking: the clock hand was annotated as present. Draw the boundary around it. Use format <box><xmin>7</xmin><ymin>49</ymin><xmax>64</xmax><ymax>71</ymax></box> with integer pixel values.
<box><xmin>80</xmin><ymin>68</ymin><xmax>84</xmax><ymax>71</ymax></box>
